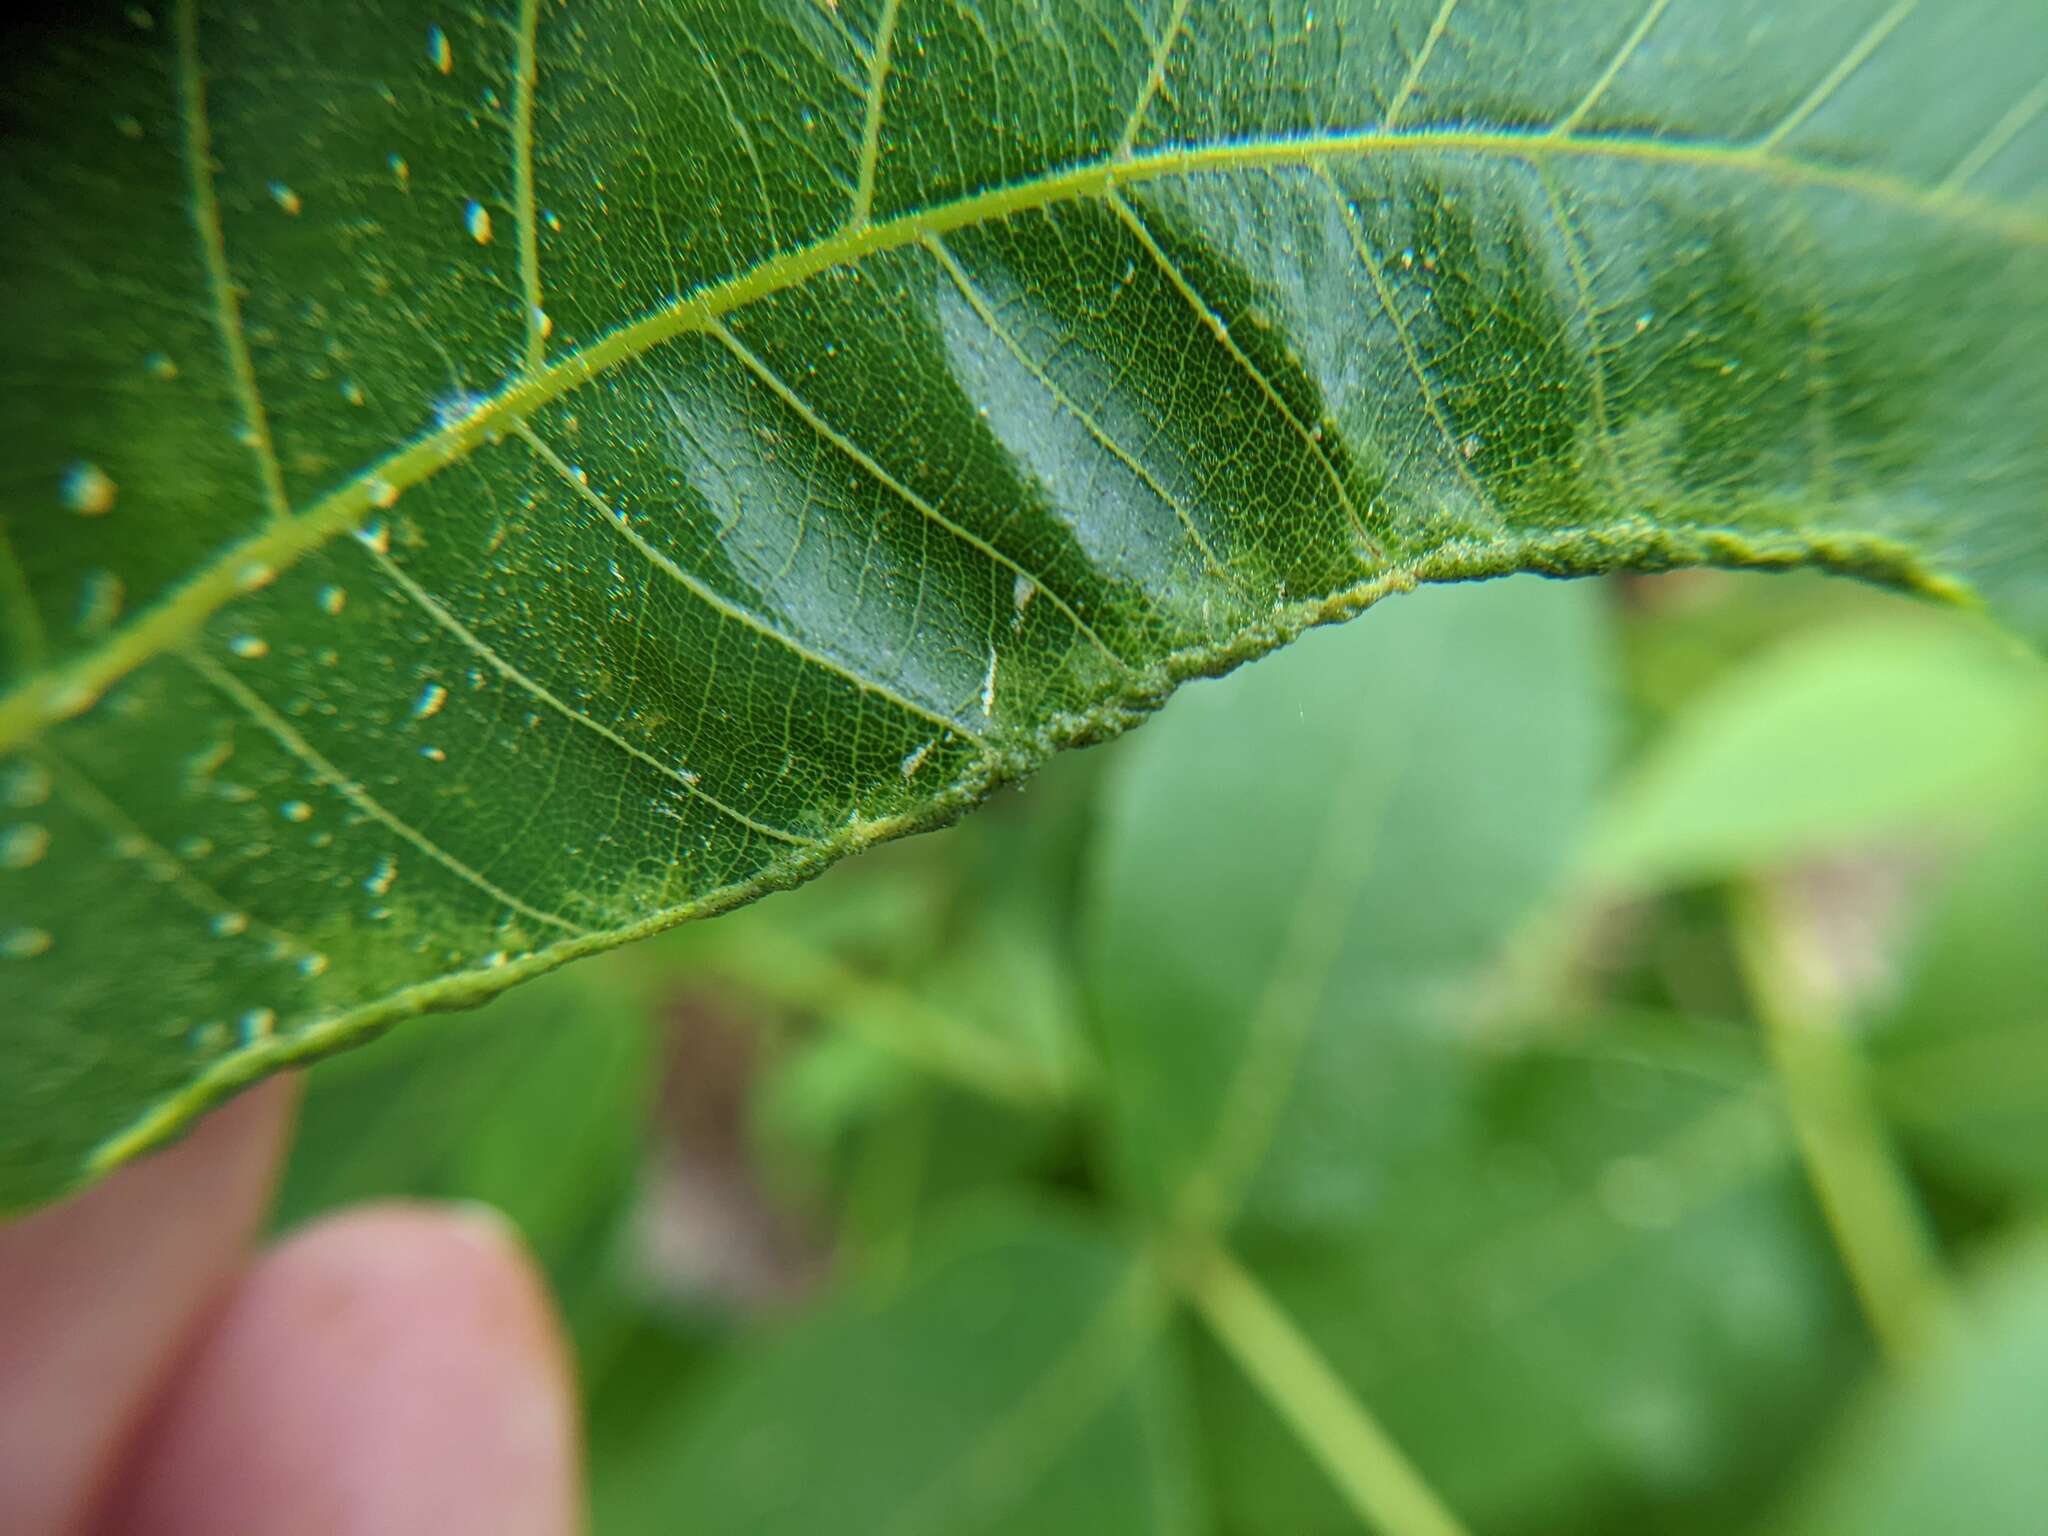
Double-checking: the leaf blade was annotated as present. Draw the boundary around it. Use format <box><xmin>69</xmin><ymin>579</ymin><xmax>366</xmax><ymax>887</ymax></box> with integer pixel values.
<box><xmin>4</xmin><ymin>0</ymin><xmax>2045</xmax><ymax>1206</ymax></box>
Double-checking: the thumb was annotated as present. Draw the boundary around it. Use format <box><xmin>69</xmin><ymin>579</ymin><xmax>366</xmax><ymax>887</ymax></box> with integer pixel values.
<box><xmin>0</xmin><ymin>1080</ymin><xmax>297</xmax><ymax>1536</ymax></box>
<box><xmin>101</xmin><ymin>1202</ymin><xmax>582</xmax><ymax>1536</ymax></box>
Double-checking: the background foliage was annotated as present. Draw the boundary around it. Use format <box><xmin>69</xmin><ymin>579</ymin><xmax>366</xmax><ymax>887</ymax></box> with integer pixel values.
<box><xmin>276</xmin><ymin>569</ymin><xmax>2048</xmax><ymax>1534</ymax></box>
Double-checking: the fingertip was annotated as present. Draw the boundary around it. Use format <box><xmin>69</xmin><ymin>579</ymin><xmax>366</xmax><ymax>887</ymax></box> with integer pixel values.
<box><xmin>104</xmin><ymin>1201</ymin><xmax>580</xmax><ymax>1536</ymax></box>
<box><xmin>0</xmin><ymin>1077</ymin><xmax>299</xmax><ymax>1536</ymax></box>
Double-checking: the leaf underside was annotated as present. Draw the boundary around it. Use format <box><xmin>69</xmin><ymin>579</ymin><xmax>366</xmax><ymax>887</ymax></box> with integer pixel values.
<box><xmin>1</xmin><ymin>0</ymin><xmax>2043</xmax><ymax>1208</ymax></box>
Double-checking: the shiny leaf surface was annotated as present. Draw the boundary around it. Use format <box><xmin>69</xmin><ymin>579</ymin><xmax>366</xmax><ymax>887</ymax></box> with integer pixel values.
<box><xmin>4</xmin><ymin>0</ymin><xmax>2045</xmax><ymax>1206</ymax></box>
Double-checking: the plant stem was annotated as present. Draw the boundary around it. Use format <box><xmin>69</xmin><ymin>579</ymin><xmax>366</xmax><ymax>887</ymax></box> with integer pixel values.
<box><xmin>1732</xmin><ymin>881</ymin><xmax>1953</xmax><ymax>1363</ymax></box>
<box><xmin>1177</xmin><ymin>1238</ymin><xmax>1472</xmax><ymax>1536</ymax></box>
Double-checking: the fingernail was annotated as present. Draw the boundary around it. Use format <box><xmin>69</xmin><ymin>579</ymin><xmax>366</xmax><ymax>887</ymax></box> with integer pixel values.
<box><xmin>446</xmin><ymin>1199</ymin><xmax>525</xmax><ymax>1256</ymax></box>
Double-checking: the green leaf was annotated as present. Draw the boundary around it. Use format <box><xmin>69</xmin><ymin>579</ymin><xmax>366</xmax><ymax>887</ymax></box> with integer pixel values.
<box><xmin>1086</xmin><ymin>576</ymin><xmax>1614</xmax><ymax>1231</ymax></box>
<box><xmin>690</xmin><ymin>763</ymin><xmax>1101</xmax><ymax>1111</ymax></box>
<box><xmin>1773</xmin><ymin>1235</ymin><xmax>2048</xmax><ymax>1536</ymax></box>
<box><xmin>5</xmin><ymin>0</ymin><xmax>2045</xmax><ymax>1207</ymax></box>
<box><xmin>589</xmin><ymin>1202</ymin><xmax>1202</xmax><ymax>1536</ymax></box>
<box><xmin>1870</xmin><ymin>792</ymin><xmax>2048</xmax><ymax>1209</ymax></box>
<box><xmin>1079</xmin><ymin>570</ymin><xmax>1867</xmax><ymax>1527</ymax></box>
<box><xmin>582</xmin><ymin>1306</ymin><xmax>735</xmax><ymax>1536</ymax></box>
<box><xmin>1197</xmin><ymin>1033</ymin><xmax>1865</xmax><ymax>1535</ymax></box>
<box><xmin>1582</xmin><ymin>617</ymin><xmax>2048</xmax><ymax>891</ymax></box>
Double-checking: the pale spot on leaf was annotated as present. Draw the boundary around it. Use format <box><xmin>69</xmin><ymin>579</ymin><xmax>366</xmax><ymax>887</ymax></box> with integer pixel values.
<box><xmin>62</xmin><ymin>461</ymin><xmax>117</xmax><ymax>516</ymax></box>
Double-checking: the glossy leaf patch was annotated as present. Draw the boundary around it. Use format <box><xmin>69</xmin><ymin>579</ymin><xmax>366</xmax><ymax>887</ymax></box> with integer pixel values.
<box><xmin>3</xmin><ymin>0</ymin><xmax>2045</xmax><ymax>1207</ymax></box>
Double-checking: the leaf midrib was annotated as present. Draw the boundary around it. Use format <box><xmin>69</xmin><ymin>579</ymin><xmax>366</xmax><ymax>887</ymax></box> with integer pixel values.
<box><xmin>5</xmin><ymin>122</ymin><xmax>2038</xmax><ymax>754</ymax></box>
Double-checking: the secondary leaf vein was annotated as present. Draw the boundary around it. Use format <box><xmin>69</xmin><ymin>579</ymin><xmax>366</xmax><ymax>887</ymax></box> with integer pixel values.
<box><xmin>182</xmin><ymin>647</ymin><xmax>588</xmax><ymax>934</ymax></box>
<box><xmin>173</xmin><ymin>0</ymin><xmax>292</xmax><ymax>525</ymax></box>
<box><xmin>1529</xmin><ymin>162</ymin><xmax>1617</xmax><ymax>471</ymax></box>
<box><xmin>357</xmin><ymin>538</ymin><xmax>821</xmax><ymax>849</ymax></box>
<box><xmin>709</xmin><ymin>316</ymin><xmax>1132</xmax><ymax>670</ymax></box>
<box><xmin>516</xmin><ymin>419</ymin><xmax>988</xmax><ymax>746</ymax></box>
<box><xmin>1385</xmin><ymin>0</ymin><xmax>1460</xmax><ymax>129</ymax></box>
<box><xmin>1938</xmin><ymin>73</ymin><xmax>2048</xmax><ymax>198</ymax></box>
<box><xmin>1553</xmin><ymin>0</ymin><xmax>1673</xmax><ymax>136</ymax></box>
<box><xmin>1759</xmin><ymin>0</ymin><xmax>1918</xmax><ymax>152</ymax></box>
<box><xmin>1117</xmin><ymin>0</ymin><xmax>1195</xmax><ymax>159</ymax></box>
<box><xmin>1111</xmin><ymin>188</ymin><xmax>1380</xmax><ymax>555</ymax></box>
<box><xmin>511</xmin><ymin>0</ymin><xmax>546</xmax><ymax>372</ymax></box>
<box><xmin>849</xmin><ymin>0</ymin><xmax>903</xmax><ymax>228</ymax></box>
<box><xmin>1315</xmin><ymin>164</ymin><xmax>1501</xmax><ymax>528</ymax></box>
<box><xmin>37</xmin><ymin>740</ymin><xmax>319</xmax><ymax>963</ymax></box>
<box><xmin>923</xmin><ymin>231</ymin><xmax>1235</xmax><ymax>584</ymax></box>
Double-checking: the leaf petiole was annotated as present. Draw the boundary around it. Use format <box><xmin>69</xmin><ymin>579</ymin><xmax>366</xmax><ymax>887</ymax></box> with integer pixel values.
<box><xmin>1175</xmin><ymin>1236</ymin><xmax>1473</xmax><ymax>1536</ymax></box>
<box><xmin>1733</xmin><ymin>881</ymin><xmax>1955</xmax><ymax>1364</ymax></box>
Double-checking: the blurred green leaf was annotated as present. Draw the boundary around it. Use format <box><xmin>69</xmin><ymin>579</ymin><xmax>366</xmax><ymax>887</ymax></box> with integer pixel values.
<box><xmin>1773</xmin><ymin>1235</ymin><xmax>2048</xmax><ymax>1536</ymax></box>
<box><xmin>726</xmin><ymin>752</ymin><xmax>1106</xmax><ymax>1263</ymax></box>
<box><xmin>681</xmin><ymin>758</ymin><xmax>1103</xmax><ymax>1112</ymax></box>
<box><xmin>1584</xmin><ymin>619</ymin><xmax>2048</xmax><ymax>891</ymax></box>
<box><xmin>1086</xmin><ymin>577</ymin><xmax>1614</xmax><ymax>1233</ymax></box>
<box><xmin>591</xmin><ymin>1203</ymin><xmax>1201</xmax><ymax>1536</ymax></box>
<box><xmin>1200</xmin><ymin>1032</ymin><xmax>1864</xmax><ymax>1535</ymax></box>
<box><xmin>1870</xmin><ymin>792</ymin><xmax>2048</xmax><ymax>1209</ymax></box>
<box><xmin>1615</xmin><ymin>572</ymin><xmax>1913</xmax><ymax>729</ymax></box>
<box><xmin>584</xmin><ymin>1306</ymin><xmax>736</xmax><ymax>1536</ymax></box>
<box><xmin>263</xmin><ymin>561</ymin><xmax>2048</xmax><ymax>1534</ymax></box>
<box><xmin>755</xmin><ymin>1039</ymin><xmax>1069</xmax><ymax>1281</ymax></box>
